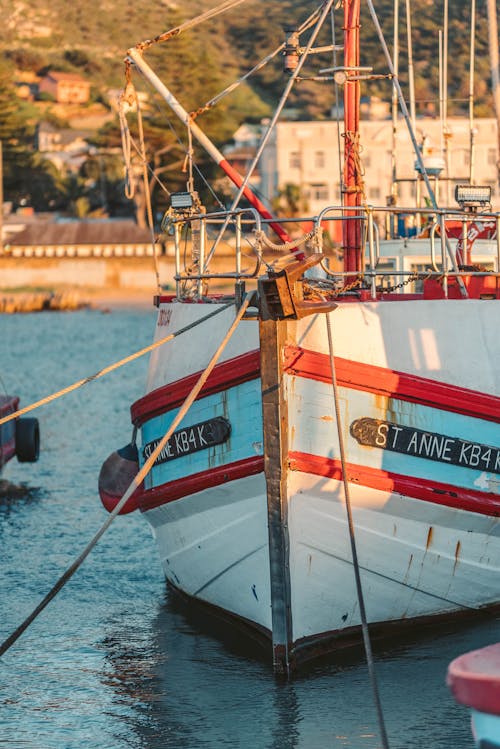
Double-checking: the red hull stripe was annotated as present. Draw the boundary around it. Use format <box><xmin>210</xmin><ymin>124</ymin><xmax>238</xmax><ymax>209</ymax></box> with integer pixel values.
<box><xmin>138</xmin><ymin>455</ymin><xmax>264</xmax><ymax>512</ymax></box>
<box><xmin>284</xmin><ymin>346</ymin><xmax>500</xmax><ymax>423</ymax></box>
<box><xmin>131</xmin><ymin>350</ymin><xmax>261</xmax><ymax>426</ymax></box>
<box><xmin>289</xmin><ymin>451</ymin><xmax>500</xmax><ymax>516</ymax></box>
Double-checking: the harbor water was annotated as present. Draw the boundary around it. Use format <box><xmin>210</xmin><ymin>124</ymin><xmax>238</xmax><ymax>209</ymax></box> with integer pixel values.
<box><xmin>0</xmin><ymin>307</ymin><xmax>498</xmax><ymax>749</ymax></box>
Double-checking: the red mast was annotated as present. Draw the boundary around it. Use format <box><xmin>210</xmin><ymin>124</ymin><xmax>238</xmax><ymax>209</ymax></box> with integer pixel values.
<box><xmin>343</xmin><ymin>0</ymin><xmax>362</xmax><ymax>273</ymax></box>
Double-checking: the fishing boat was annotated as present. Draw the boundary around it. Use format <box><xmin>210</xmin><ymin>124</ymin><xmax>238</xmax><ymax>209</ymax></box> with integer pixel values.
<box><xmin>447</xmin><ymin>642</ymin><xmax>500</xmax><ymax>747</ymax></box>
<box><xmin>0</xmin><ymin>395</ymin><xmax>39</xmax><ymax>470</ymax></box>
<box><xmin>101</xmin><ymin>0</ymin><xmax>500</xmax><ymax>674</ymax></box>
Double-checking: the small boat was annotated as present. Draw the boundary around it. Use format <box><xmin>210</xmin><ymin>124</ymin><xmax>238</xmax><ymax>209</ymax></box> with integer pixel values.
<box><xmin>0</xmin><ymin>395</ymin><xmax>39</xmax><ymax>470</ymax></box>
<box><xmin>447</xmin><ymin>643</ymin><xmax>500</xmax><ymax>748</ymax></box>
<box><xmin>100</xmin><ymin>0</ymin><xmax>500</xmax><ymax>674</ymax></box>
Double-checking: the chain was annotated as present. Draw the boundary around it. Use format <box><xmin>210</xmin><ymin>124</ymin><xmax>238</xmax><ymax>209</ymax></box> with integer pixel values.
<box><xmin>304</xmin><ymin>275</ymin><xmax>363</xmax><ymax>299</ymax></box>
<box><xmin>375</xmin><ymin>271</ymin><xmax>432</xmax><ymax>293</ymax></box>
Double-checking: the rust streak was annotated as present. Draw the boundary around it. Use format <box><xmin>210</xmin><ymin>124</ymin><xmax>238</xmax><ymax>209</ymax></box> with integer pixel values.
<box><xmin>453</xmin><ymin>540</ymin><xmax>461</xmax><ymax>574</ymax></box>
<box><xmin>426</xmin><ymin>526</ymin><xmax>433</xmax><ymax>550</ymax></box>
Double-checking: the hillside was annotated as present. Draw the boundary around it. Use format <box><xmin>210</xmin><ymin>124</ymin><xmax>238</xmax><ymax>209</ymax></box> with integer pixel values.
<box><xmin>1</xmin><ymin>0</ymin><xmax>497</xmax><ymax>121</ymax></box>
<box><xmin>0</xmin><ymin>0</ymin><xmax>497</xmax><ymax>216</ymax></box>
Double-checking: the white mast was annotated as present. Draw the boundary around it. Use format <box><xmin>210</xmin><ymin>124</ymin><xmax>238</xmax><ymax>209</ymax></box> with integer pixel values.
<box><xmin>469</xmin><ymin>0</ymin><xmax>476</xmax><ymax>183</ymax></box>
<box><xmin>390</xmin><ymin>0</ymin><xmax>399</xmax><ymax>211</ymax></box>
<box><xmin>486</xmin><ymin>0</ymin><xmax>500</xmax><ymax>188</ymax></box>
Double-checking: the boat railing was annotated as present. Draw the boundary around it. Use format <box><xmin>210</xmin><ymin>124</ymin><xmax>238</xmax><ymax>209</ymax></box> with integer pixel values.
<box><xmin>167</xmin><ymin>202</ymin><xmax>500</xmax><ymax>300</ymax></box>
<box><xmin>168</xmin><ymin>207</ymin><xmax>264</xmax><ymax>298</ymax></box>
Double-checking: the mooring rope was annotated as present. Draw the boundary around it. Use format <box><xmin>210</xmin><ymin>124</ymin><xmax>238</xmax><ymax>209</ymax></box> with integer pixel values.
<box><xmin>325</xmin><ymin>313</ymin><xmax>390</xmax><ymax>749</ymax></box>
<box><xmin>0</xmin><ymin>303</ymin><xmax>233</xmax><ymax>427</ymax></box>
<box><xmin>0</xmin><ymin>295</ymin><xmax>251</xmax><ymax>657</ymax></box>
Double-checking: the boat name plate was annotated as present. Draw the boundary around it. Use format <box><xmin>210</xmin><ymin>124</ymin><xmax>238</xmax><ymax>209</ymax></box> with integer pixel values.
<box><xmin>143</xmin><ymin>416</ymin><xmax>231</xmax><ymax>465</ymax></box>
<box><xmin>350</xmin><ymin>417</ymin><xmax>500</xmax><ymax>475</ymax></box>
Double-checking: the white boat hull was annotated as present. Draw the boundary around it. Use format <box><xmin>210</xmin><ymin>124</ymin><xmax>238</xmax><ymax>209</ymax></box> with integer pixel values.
<box><xmin>132</xmin><ymin>296</ymin><xmax>500</xmax><ymax>666</ymax></box>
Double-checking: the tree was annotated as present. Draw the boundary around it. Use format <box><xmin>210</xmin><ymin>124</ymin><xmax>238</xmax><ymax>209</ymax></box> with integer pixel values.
<box><xmin>0</xmin><ymin>59</ymin><xmax>34</xmax><ymax>203</ymax></box>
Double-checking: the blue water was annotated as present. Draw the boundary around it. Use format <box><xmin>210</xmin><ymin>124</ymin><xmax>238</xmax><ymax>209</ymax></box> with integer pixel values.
<box><xmin>0</xmin><ymin>308</ymin><xmax>498</xmax><ymax>749</ymax></box>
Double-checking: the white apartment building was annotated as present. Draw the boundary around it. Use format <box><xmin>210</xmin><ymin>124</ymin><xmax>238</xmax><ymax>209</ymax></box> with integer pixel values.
<box><xmin>257</xmin><ymin>117</ymin><xmax>500</xmax><ymax>214</ymax></box>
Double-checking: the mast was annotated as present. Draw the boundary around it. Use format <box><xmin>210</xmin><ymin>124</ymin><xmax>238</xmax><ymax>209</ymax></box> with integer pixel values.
<box><xmin>390</xmin><ymin>0</ymin><xmax>399</xmax><ymax>211</ymax></box>
<box><xmin>486</xmin><ymin>0</ymin><xmax>500</xmax><ymax>188</ymax></box>
<box><xmin>343</xmin><ymin>0</ymin><xmax>362</xmax><ymax>273</ymax></box>
<box><xmin>469</xmin><ymin>0</ymin><xmax>476</xmax><ymax>183</ymax></box>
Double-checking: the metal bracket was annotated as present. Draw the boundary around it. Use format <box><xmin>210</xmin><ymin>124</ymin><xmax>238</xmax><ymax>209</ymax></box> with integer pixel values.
<box><xmin>257</xmin><ymin>254</ymin><xmax>338</xmax><ymax>321</ymax></box>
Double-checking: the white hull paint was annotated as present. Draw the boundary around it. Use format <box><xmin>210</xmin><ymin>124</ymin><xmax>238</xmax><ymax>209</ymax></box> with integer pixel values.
<box><xmin>136</xmin><ymin>295</ymin><xmax>500</xmax><ymax>663</ymax></box>
<box><xmin>145</xmin><ymin>473</ymin><xmax>272</xmax><ymax>630</ymax></box>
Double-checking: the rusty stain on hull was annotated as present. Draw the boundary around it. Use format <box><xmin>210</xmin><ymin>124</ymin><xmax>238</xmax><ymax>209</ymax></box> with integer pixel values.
<box><xmin>426</xmin><ymin>526</ymin><xmax>434</xmax><ymax>550</ymax></box>
<box><xmin>453</xmin><ymin>540</ymin><xmax>461</xmax><ymax>574</ymax></box>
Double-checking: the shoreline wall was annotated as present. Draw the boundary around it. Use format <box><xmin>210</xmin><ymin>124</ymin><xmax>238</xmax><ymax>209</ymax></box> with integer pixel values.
<box><xmin>0</xmin><ymin>256</ymin><xmax>177</xmax><ymax>290</ymax></box>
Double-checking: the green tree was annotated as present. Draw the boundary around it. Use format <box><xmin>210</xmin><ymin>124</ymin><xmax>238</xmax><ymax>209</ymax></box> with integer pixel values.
<box><xmin>0</xmin><ymin>59</ymin><xmax>34</xmax><ymax>203</ymax></box>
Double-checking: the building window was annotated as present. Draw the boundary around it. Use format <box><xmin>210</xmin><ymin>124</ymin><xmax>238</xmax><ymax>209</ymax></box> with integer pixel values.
<box><xmin>368</xmin><ymin>186</ymin><xmax>381</xmax><ymax>200</ymax></box>
<box><xmin>310</xmin><ymin>183</ymin><xmax>329</xmax><ymax>200</ymax></box>
<box><xmin>488</xmin><ymin>148</ymin><xmax>497</xmax><ymax>165</ymax></box>
<box><xmin>314</xmin><ymin>150</ymin><xmax>325</xmax><ymax>169</ymax></box>
<box><xmin>290</xmin><ymin>151</ymin><xmax>301</xmax><ymax>169</ymax></box>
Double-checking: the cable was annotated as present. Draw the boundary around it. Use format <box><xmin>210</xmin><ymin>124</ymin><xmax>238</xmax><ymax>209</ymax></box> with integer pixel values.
<box><xmin>325</xmin><ymin>313</ymin><xmax>390</xmax><ymax>749</ymax></box>
<box><xmin>0</xmin><ymin>295</ymin><xmax>251</xmax><ymax>658</ymax></box>
<box><xmin>0</xmin><ymin>302</ymin><xmax>233</xmax><ymax>427</ymax></box>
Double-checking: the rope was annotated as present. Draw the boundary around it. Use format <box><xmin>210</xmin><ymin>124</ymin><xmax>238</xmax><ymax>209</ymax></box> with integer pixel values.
<box><xmin>254</xmin><ymin>227</ymin><xmax>319</xmax><ymax>253</ymax></box>
<box><xmin>342</xmin><ymin>130</ymin><xmax>367</xmax><ymax>202</ymax></box>
<box><xmin>0</xmin><ymin>295</ymin><xmax>251</xmax><ymax>658</ymax></box>
<box><xmin>0</xmin><ymin>303</ymin><xmax>233</xmax><ymax>427</ymax></box>
<box><xmin>325</xmin><ymin>313</ymin><xmax>390</xmax><ymax>749</ymax></box>
<box><xmin>136</xmin><ymin>0</ymin><xmax>249</xmax><ymax>52</ymax></box>
<box><xmin>136</xmin><ymin>94</ymin><xmax>162</xmax><ymax>294</ymax></box>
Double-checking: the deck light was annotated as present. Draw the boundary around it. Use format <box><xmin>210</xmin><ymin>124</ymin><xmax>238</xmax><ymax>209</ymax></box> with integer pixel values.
<box><xmin>170</xmin><ymin>192</ymin><xmax>194</xmax><ymax>210</ymax></box>
<box><xmin>455</xmin><ymin>185</ymin><xmax>491</xmax><ymax>209</ymax></box>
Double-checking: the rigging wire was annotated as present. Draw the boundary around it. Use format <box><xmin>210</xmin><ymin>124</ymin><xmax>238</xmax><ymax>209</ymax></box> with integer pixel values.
<box><xmin>0</xmin><ymin>295</ymin><xmax>251</xmax><ymax>658</ymax></box>
<box><xmin>130</xmin><ymin>66</ymin><xmax>226</xmax><ymax>209</ymax></box>
<box><xmin>136</xmin><ymin>0</ymin><xmax>250</xmax><ymax>52</ymax></box>
<box><xmin>325</xmin><ymin>312</ymin><xmax>390</xmax><ymax>749</ymax></box>
<box><xmin>189</xmin><ymin>6</ymin><xmax>323</xmax><ymax>119</ymax></box>
<box><xmin>330</xmin><ymin>4</ymin><xmax>344</xmax><ymax>199</ymax></box>
<box><xmin>0</xmin><ymin>303</ymin><xmax>233</xmax><ymax>428</ymax></box>
<box><xmin>203</xmin><ymin>0</ymin><xmax>338</xmax><ymax>271</ymax></box>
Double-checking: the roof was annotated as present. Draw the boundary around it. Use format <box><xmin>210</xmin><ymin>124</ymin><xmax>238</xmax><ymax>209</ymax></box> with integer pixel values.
<box><xmin>44</xmin><ymin>71</ymin><xmax>90</xmax><ymax>84</ymax></box>
<box><xmin>9</xmin><ymin>221</ymin><xmax>153</xmax><ymax>246</ymax></box>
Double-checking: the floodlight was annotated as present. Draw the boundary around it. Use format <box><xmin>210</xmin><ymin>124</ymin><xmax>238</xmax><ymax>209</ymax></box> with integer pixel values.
<box><xmin>454</xmin><ymin>185</ymin><xmax>491</xmax><ymax>209</ymax></box>
<box><xmin>170</xmin><ymin>192</ymin><xmax>194</xmax><ymax>210</ymax></box>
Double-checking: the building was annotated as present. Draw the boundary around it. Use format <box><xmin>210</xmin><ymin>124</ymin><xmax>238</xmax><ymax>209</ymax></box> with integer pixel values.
<box><xmin>3</xmin><ymin>220</ymin><xmax>156</xmax><ymax>258</ymax></box>
<box><xmin>258</xmin><ymin>117</ymin><xmax>500</xmax><ymax>215</ymax></box>
<box><xmin>39</xmin><ymin>72</ymin><xmax>91</xmax><ymax>104</ymax></box>
<box><xmin>35</xmin><ymin>121</ymin><xmax>94</xmax><ymax>172</ymax></box>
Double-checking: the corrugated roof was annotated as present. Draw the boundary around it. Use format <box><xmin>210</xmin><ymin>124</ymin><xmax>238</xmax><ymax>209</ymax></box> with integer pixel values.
<box><xmin>9</xmin><ymin>221</ymin><xmax>153</xmax><ymax>246</ymax></box>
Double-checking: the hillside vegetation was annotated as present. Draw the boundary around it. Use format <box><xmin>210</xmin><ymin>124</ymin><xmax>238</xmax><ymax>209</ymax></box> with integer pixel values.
<box><xmin>0</xmin><ymin>0</ymin><xmax>497</xmax><ymax>214</ymax></box>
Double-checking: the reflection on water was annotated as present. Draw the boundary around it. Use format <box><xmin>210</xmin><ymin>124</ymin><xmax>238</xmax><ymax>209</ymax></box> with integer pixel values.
<box><xmin>100</xmin><ymin>584</ymin><xmax>499</xmax><ymax>749</ymax></box>
<box><xmin>0</xmin><ymin>309</ymin><xmax>495</xmax><ymax>749</ymax></box>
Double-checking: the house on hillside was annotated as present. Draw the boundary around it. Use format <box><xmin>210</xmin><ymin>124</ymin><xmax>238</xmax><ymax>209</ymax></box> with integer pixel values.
<box><xmin>39</xmin><ymin>72</ymin><xmax>90</xmax><ymax>104</ymax></box>
<box><xmin>35</xmin><ymin>122</ymin><xmax>94</xmax><ymax>172</ymax></box>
